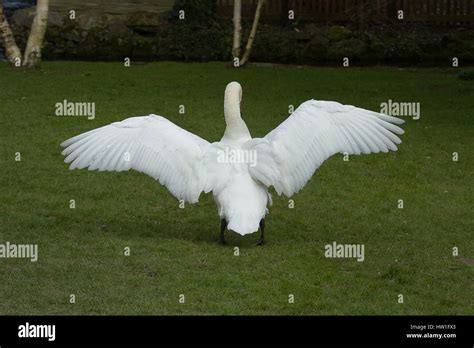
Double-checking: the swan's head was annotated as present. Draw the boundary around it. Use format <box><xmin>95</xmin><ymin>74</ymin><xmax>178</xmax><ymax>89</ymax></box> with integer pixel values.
<box><xmin>225</xmin><ymin>81</ymin><xmax>242</xmax><ymax>103</ymax></box>
<box><xmin>222</xmin><ymin>81</ymin><xmax>251</xmax><ymax>140</ymax></box>
<box><xmin>224</xmin><ymin>81</ymin><xmax>242</xmax><ymax>125</ymax></box>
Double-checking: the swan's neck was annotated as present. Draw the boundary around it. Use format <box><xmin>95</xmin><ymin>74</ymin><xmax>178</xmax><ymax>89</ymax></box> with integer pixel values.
<box><xmin>222</xmin><ymin>85</ymin><xmax>251</xmax><ymax>143</ymax></box>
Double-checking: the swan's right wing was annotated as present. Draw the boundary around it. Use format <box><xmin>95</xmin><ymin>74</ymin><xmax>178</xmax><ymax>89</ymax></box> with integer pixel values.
<box><xmin>247</xmin><ymin>100</ymin><xmax>404</xmax><ymax>197</ymax></box>
<box><xmin>61</xmin><ymin>115</ymin><xmax>210</xmax><ymax>203</ymax></box>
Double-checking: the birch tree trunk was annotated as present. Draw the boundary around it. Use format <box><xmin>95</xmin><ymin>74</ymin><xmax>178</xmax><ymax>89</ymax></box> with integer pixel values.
<box><xmin>232</xmin><ymin>0</ymin><xmax>242</xmax><ymax>60</ymax></box>
<box><xmin>240</xmin><ymin>0</ymin><xmax>265</xmax><ymax>66</ymax></box>
<box><xmin>0</xmin><ymin>0</ymin><xmax>22</xmax><ymax>65</ymax></box>
<box><xmin>23</xmin><ymin>0</ymin><xmax>49</xmax><ymax>67</ymax></box>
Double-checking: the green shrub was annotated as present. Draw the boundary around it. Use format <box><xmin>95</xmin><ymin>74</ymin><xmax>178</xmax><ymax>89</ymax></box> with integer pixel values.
<box><xmin>327</xmin><ymin>25</ymin><xmax>352</xmax><ymax>42</ymax></box>
<box><xmin>384</xmin><ymin>35</ymin><xmax>424</xmax><ymax>64</ymax></box>
<box><xmin>251</xmin><ymin>26</ymin><xmax>301</xmax><ymax>64</ymax></box>
<box><xmin>156</xmin><ymin>22</ymin><xmax>230</xmax><ymax>61</ymax></box>
<box><xmin>35</xmin><ymin>14</ymin><xmax>474</xmax><ymax>66</ymax></box>
<box><xmin>302</xmin><ymin>35</ymin><xmax>329</xmax><ymax>63</ymax></box>
<box><xmin>327</xmin><ymin>38</ymin><xmax>367</xmax><ymax>61</ymax></box>
<box><xmin>445</xmin><ymin>34</ymin><xmax>474</xmax><ymax>61</ymax></box>
<box><xmin>169</xmin><ymin>0</ymin><xmax>218</xmax><ymax>26</ymax></box>
<box><xmin>458</xmin><ymin>69</ymin><xmax>474</xmax><ymax>81</ymax></box>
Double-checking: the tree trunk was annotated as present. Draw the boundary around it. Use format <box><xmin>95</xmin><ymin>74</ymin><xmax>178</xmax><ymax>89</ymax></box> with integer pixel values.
<box><xmin>232</xmin><ymin>0</ymin><xmax>242</xmax><ymax>60</ymax></box>
<box><xmin>23</xmin><ymin>0</ymin><xmax>49</xmax><ymax>68</ymax></box>
<box><xmin>0</xmin><ymin>0</ymin><xmax>22</xmax><ymax>65</ymax></box>
<box><xmin>240</xmin><ymin>0</ymin><xmax>265</xmax><ymax>66</ymax></box>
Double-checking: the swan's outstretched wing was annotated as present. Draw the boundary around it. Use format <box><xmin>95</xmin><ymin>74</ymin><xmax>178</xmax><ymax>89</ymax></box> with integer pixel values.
<box><xmin>61</xmin><ymin>115</ymin><xmax>210</xmax><ymax>203</ymax></box>
<box><xmin>247</xmin><ymin>100</ymin><xmax>404</xmax><ymax>197</ymax></box>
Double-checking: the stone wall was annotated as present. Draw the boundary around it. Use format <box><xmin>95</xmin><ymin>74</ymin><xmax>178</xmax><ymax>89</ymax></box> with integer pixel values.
<box><xmin>48</xmin><ymin>0</ymin><xmax>175</xmax><ymax>15</ymax></box>
<box><xmin>8</xmin><ymin>0</ymin><xmax>179</xmax><ymax>60</ymax></box>
<box><xmin>4</xmin><ymin>0</ymin><xmax>474</xmax><ymax>65</ymax></box>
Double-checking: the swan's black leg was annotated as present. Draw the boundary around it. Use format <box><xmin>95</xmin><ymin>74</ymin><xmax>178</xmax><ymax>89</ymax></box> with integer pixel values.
<box><xmin>256</xmin><ymin>219</ymin><xmax>265</xmax><ymax>246</ymax></box>
<box><xmin>219</xmin><ymin>219</ymin><xmax>227</xmax><ymax>245</ymax></box>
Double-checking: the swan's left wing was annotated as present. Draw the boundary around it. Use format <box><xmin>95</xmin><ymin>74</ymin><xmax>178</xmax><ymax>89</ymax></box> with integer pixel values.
<box><xmin>246</xmin><ymin>100</ymin><xmax>404</xmax><ymax>197</ymax></box>
<box><xmin>61</xmin><ymin>115</ymin><xmax>210</xmax><ymax>203</ymax></box>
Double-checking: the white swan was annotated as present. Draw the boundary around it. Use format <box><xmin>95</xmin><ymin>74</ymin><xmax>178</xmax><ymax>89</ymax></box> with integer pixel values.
<box><xmin>61</xmin><ymin>81</ymin><xmax>404</xmax><ymax>244</ymax></box>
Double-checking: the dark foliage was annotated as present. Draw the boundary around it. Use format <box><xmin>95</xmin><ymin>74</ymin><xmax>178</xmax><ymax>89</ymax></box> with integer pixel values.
<box><xmin>8</xmin><ymin>5</ymin><xmax>474</xmax><ymax>66</ymax></box>
<box><xmin>169</xmin><ymin>0</ymin><xmax>218</xmax><ymax>26</ymax></box>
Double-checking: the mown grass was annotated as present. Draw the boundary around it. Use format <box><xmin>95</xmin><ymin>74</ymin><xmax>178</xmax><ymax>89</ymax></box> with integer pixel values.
<box><xmin>0</xmin><ymin>61</ymin><xmax>472</xmax><ymax>315</ymax></box>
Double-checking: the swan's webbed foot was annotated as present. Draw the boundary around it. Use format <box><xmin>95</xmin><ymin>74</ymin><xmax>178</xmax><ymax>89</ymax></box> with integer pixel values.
<box><xmin>256</xmin><ymin>219</ymin><xmax>265</xmax><ymax>246</ymax></box>
<box><xmin>219</xmin><ymin>219</ymin><xmax>227</xmax><ymax>245</ymax></box>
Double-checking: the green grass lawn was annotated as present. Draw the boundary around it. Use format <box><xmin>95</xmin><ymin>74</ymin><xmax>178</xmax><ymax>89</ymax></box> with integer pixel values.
<box><xmin>0</xmin><ymin>61</ymin><xmax>472</xmax><ymax>315</ymax></box>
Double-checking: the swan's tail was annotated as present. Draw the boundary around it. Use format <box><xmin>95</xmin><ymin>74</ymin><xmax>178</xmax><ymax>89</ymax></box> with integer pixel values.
<box><xmin>227</xmin><ymin>214</ymin><xmax>261</xmax><ymax>236</ymax></box>
<box><xmin>214</xmin><ymin>174</ymin><xmax>268</xmax><ymax>236</ymax></box>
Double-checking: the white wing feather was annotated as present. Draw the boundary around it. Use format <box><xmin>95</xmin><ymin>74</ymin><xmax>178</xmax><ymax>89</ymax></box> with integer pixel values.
<box><xmin>248</xmin><ymin>100</ymin><xmax>405</xmax><ymax>197</ymax></box>
<box><xmin>60</xmin><ymin>115</ymin><xmax>210</xmax><ymax>203</ymax></box>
